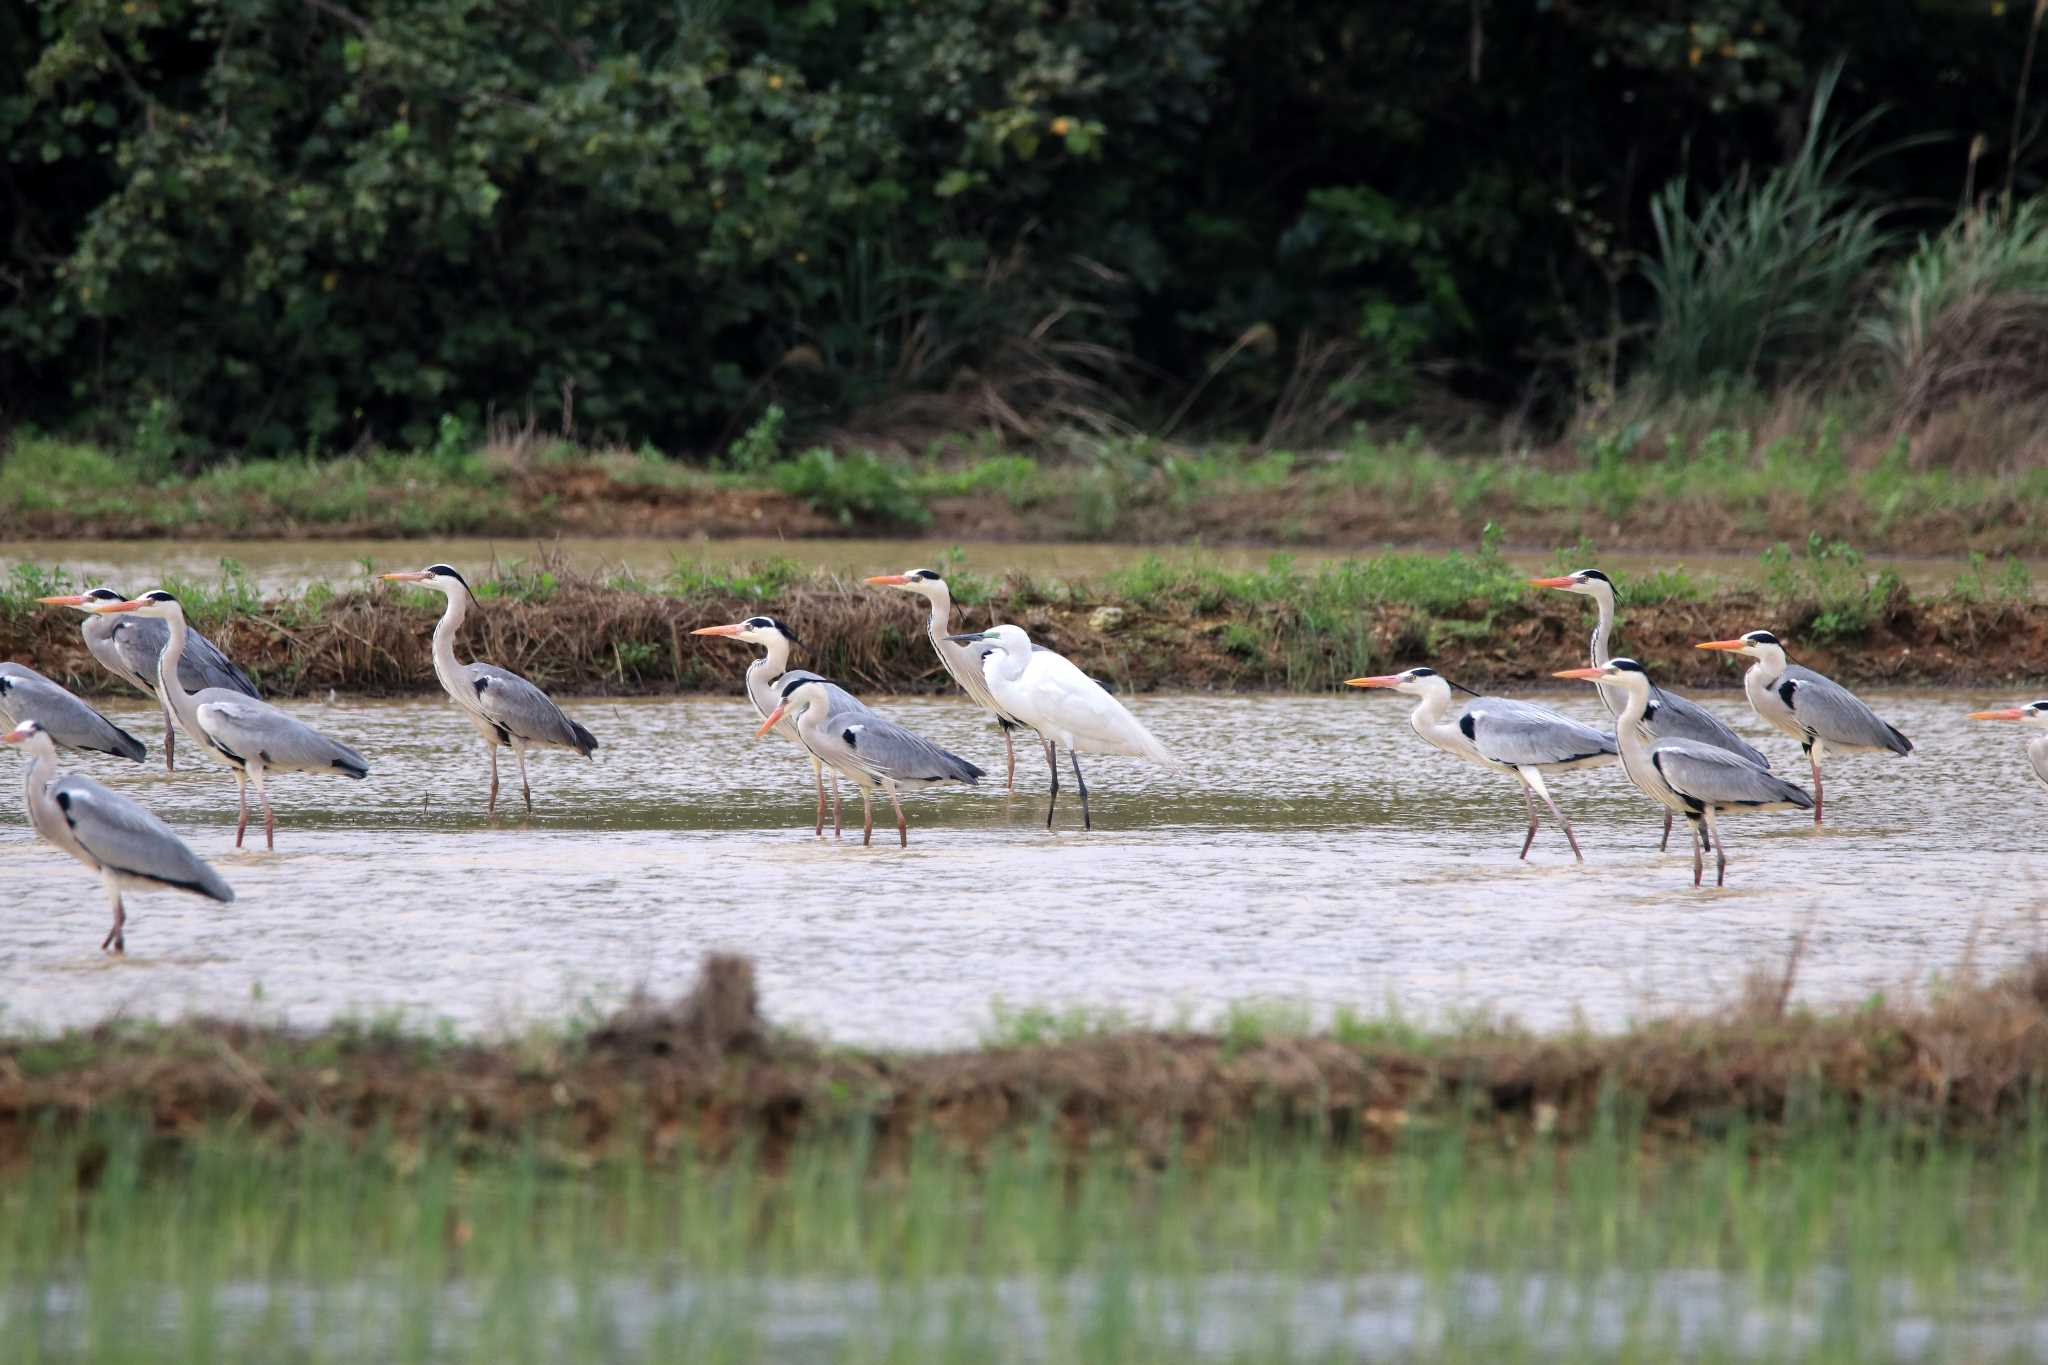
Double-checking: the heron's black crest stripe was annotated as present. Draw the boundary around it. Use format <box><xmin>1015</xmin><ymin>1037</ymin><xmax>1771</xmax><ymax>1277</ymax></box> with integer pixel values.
<box><xmin>1447</xmin><ymin>679</ymin><xmax>1484</xmax><ymax>698</ymax></box>
<box><xmin>1576</xmin><ymin>568</ymin><xmax>1612</xmax><ymax>584</ymax></box>
<box><xmin>426</xmin><ymin>564</ymin><xmax>470</xmax><ymax>592</ymax></box>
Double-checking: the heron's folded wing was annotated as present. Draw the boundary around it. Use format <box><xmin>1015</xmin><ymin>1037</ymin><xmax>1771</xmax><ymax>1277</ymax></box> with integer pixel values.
<box><xmin>470</xmin><ymin>664</ymin><xmax>597</xmax><ymax>754</ymax></box>
<box><xmin>49</xmin><ymin>775</ymin><xmax>233</xmax><ymax>900</ymax></box>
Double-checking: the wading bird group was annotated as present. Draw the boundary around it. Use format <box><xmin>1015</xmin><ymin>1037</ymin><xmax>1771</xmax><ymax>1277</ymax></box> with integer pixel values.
<box><xmin>2</xmin><ymin>558</ymin><xmax>2030</xmax><ymax>956</ymax></box>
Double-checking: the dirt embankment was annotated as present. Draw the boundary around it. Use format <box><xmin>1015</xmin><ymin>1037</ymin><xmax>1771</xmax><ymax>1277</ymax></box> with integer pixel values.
<box><xmin>4</xmin><ymin>576</ymin><xmax>2045</xmax><ymax>699</ymax></box>
<box><xmin>5</xmin><ymin>952</ymin><xmax>2046</xmax><ymax>1174</ymax></box>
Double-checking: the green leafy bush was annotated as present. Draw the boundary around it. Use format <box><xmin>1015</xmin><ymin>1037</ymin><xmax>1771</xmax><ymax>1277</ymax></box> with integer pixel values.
<box><xmin>773</xmin><ymin>449</ymin><xmax>930</xmax><ymax>528</ymax></box>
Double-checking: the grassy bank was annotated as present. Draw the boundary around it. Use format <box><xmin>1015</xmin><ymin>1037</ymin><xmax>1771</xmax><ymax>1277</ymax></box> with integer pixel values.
<box><xmin>7</xmin><ymin>955</ymin><xmax>2048</xmax><ymax>1361</ymax></box>
<box><xmin>2</xmin><ymin>539</ymin><xmax>2041</xmax><ymax>698</ymax></box>
<box><xmin>10</xmin><ymin>416</ymin><xmax>2048</xmax><ymax>554</ymax></box>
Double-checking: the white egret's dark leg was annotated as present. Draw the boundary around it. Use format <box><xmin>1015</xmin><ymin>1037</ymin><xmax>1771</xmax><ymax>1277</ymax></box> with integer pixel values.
<box><xmin>1806</xmin><ymin>744</ymin><xmax>1824</xmax><ymax>827</ymax></box>
<box><xmin>1001</xmin><ymin>720</ymin><xmax>1017</xmax><ymax>793</ymax></box>
<box><xmin>250</xmin><ymin>763</ymin><xmax>276</xmax><ymax>851</ymax></box>
<box><xmin>1703</xmin><ymin>806</ymin><xmax>1728</xmax><ymax>886</ymax></box>
<box><xmin>1043</xmin><ymin>739</ymin><xmax>1060</xmax><ymax>828</ymax></box>
<box><xmin>100</xmin><ymin>872</ymin><xmax>126</xmax><ymax>954</ymax></box>
<box><xmin>514</xmin><ymin>742</ymin><xmax>533</xmax><ymax>814</ymax></box>
<box><xmin>1069</xmin><ymin>751</ymin><xmax>1092</xmax><ymax>831</ymax></box>
<box><xmin>234</xmin><ymin>772</ymin><xmax>250</xmax><ymax>848</ymax></box>
<box><xmin>1523</xmin><ymin>768</ymin><xmax>1582</xmax><ymax>863</ymax></box>
<box><xmin>888</xmin><ymin>781</ymin><xmax>908</xmax><ymax>847</ymax></box>
<box><xmin>487</xmin><ymin>743</ymin><xmax>500</xmax><ymax>817</ymax></box>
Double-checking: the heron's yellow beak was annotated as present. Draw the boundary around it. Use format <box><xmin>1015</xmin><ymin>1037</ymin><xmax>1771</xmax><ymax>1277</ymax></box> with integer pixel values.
<box><xmin>754</xmin><ymin>703</ymin><xmax>788</xmax><ymax>740</ymax></box>
<box><xmin>1695</xmin><ymin>639</ymin><xmax>1747</xmax><ymax>652</ymax></box>
<box><xmin>692</xmin><ymin>623</ymin><xmax>745</xmax><ymax>637</ymax></box>
<box><xmin>89</xmin><ymin>599</ymin><xmax>146</xmax><ymax>614</ymax></box>
<box><xmin>864</xmin><ymin>574</ymin><xmax>911</xmax><ymax>586</ymax></box>
<box><xmin>1344</xmin><ymin>675</ymin><xmax>1402</xmax><ymax>688</ymax></box>
<box><xmin>2</xmin><ymin>724</ymin><xmax>32</xmax><ymax>744</ymax></box>
<box><xmin>1553</xmin><ymin>667</ymin><xmax>1607</xmax><ymax>681</ymax></box>
<box><xmin>380</xmin><ymin>570</ymin><xmax>432</xmax><ymax>583</ymax></box>
<box><xmin>1527</xmin><ymin>576</ymin><xmax>1577</xmax><ymax>589</ymax></box>
<box><xmin>1969</xmin><ymin>708</ymin><xmax>2026</xmax><ymax>721</ymax></box>
<box><xmin>36</xmin><ymin>594</ymin><xmax>87</xmax><ymax>606</ymax></box>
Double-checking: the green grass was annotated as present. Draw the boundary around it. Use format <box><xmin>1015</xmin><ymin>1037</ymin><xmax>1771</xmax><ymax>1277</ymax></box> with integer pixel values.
<box><xmin>4</xmin><ymin>1104</ymin><xmax>2045</xmax><ymax>1363</ymax></box>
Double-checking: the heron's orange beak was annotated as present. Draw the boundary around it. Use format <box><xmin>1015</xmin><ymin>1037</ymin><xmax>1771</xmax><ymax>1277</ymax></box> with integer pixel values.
<box><xmin>1695</xmin><ymin>639</ymin><xmax>1746</xmax><ymax>652</ymax></box>
<box><xmin>1527</xmin><ymin>576</ymin><xmax>1577</xmax><ymax>589</ymax></box>
<box><xmin>1969</xmin><ymin>708</ymin><xmax>2026</xmax><ymax>721</ymax></box>
<box><xmin>864</xmin><ymin>574</ymin><xmax>911</xmax><ymax>586</ymax></box>
<box><xmin>754</xmin><ymin>703</ymin><xmax>788</xmax><ymax>739</ymax></box>
<box><xmin>692</xmin><ymin>623</ymin><xmax>745</xmax><ymax>637</ymax></box>
<box><xmin>2</xmin><ymin>724</ymin><xmax>32</xmax><ymax>744</ymax></box>
<box><xmin>379</xmin><ymin>570</ymin><xmax>431</xmax><ymax>583</ymax></box>
<box><xmin>1344</xmin><ymin>675</ymin><xmax>1402</xmax><ymax>688</ymax></box>
<box><xmin>1553</xmin><ymin>667</ymin><xmax>1607</xmax><ymax>681</ymax></box>
<box><xmin>36</xmin><ymin>594</ymin><xmax>87</xmax><ymax>606</ymax></box>
<box><xmin>89</xmin><ymin>599</ymin><xmax>146</xmax><ymax>613</ymax></box>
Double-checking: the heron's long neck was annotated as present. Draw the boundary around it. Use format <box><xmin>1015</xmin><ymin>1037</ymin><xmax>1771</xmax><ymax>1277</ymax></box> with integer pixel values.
<box><xmin>746</xmin><ymin>636</ymin><xmax>793</xmax><ymax>719</ymax></box>
<box><xmin>921</xmin><ymin>587</ymin><xmax>954</xmax><ymax>653</ymax></box>
<box><xmin>1748</xmin><ymin>647</ymin><xmax>1788</xmax><ymax>687</ymax></box>
<box><xmin>1610</xmin><ymin>681</ymin><xmax>1657</xmax><ymax>779</ymax></box>
<box><xmin>1588</xmin><ymin>589</ymin><xmax>1615</xmax><ymax>667</ymax></box>
<box><xmin>156</xmin><ymin>612</ymin><xmax>194</xmax><ymax>713</ymax></box>
<box><xmin>1406</xmin><ymin>683</ymin><xmax>1464</xmax><ymax>748</ymax></box>
<box><xmin>430</xmin><ymin>591</ymin><xmax>471</xmax><ymax>698</ymax></box>
<box><xmin>20</xmin><ymin>740</ymin><xmax>58</xmax><ymax>829</ymax></box>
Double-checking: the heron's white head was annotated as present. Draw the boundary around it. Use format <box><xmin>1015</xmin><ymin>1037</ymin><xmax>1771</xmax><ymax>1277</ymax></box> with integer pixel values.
<box><xmin>379</xmin><ymin>563</ymin><xmax>472</xmax><ymax>597</ymax></box>
<box><xmin>753</xmin><ymin>675</ymin><xmax>832</xmax><ymax>739</ymax></box>
<box><xmin>1554</xmin><ymin>657</ymin><xmax>1652</xmax><ymax>693</ymax></box>
<box><xmin>1528</xmin><ymin>568</ymin><xmax>1615</xmax><ymax>599</ymax></box>
<box><xmin>693</xmin><ymin>615</ymin><xmax>800</xmax><ymax>649</ymax></box>
<box><xmin>1969</xmin><ymin>700</ymin><xmax>2048</xmax><ymax>727</ymax></box>
<box><xmin>865</xmin><ymin>567</ymin><xmax>949</xmax><ymax>598</ymax></box>
<box><xmin>38</xmin><ymin>586</ymin><xmax>129</xmax><ymax>615</ymax></box>
<box><xmin>1</xmin><ymin>718</ymin><xmax>57</xmax><ymax>757</ymax></box>
<box><xmin>1345</xmin><ymin>666</ymin><xmax>1457</xmax><ymax>700</ymax></box>
<box><xmin>946</xmin><ymin>623</ymin><xmax>1031</xmax><ymax>656</ymax></box>
<box><xmin>1695</xmin><ymin>629</ymin><xmax>1785</xmax><ymax>664</ymax></box>
<box><xmin>88</xmin><ymin>588</ymin><xmax>183</xmax><ymax>622</ymax></box>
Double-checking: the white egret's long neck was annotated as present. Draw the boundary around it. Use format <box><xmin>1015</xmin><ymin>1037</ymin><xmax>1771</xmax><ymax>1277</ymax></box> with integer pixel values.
<box><xmin>745</xmin><ymin>634</ymin><xmax>794</xmax><ymax>720</ymax></box>
<box><xmin>429</xmin><ymin>590</ymin><xmax>471</xmax><ymax>703</ymax></box>
<box><xmin>984</xmin><ymin>642</ymin><xmax>1029</xmax><ymax>685</ymax></box>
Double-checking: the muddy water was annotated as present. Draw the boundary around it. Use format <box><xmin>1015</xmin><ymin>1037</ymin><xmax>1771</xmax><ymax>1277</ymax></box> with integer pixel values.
<box><xmin>2</xmin><ymin>535</ymin><xmax>2019</xmax><ymax>596</ymax></box>
<box><xmin>1</xmin><ymin>690</ymin><xmax>2041</xmax><ymax>1043</ymax></box>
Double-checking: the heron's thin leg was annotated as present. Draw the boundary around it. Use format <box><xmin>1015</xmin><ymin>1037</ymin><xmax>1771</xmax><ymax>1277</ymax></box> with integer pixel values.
<box><xmin>1688</xmin><ymin>816</ymin><xmax>1704</xmax><ymax>887</ymax></box>
<box><xmin>1532</xmin><ymin>789</ymin><xmax>1583</xmax><ymax>863</ymax></box>
<box><xmin>1807</xmin><ymin>744</ymin><xmax>1824</xmax><ymax>827</ymax></box>
<box><xmin>514</xmin><ymin>743</ymin><xmax>534</xmax><ymax>814</ymax></box>
<box><xmin>1069</xmin><ymin>751</ymin><xmax>1091</xmax><ymax>831</ymax></box>
<box><xmin>888</xmin><ymin>781</ymin><xmax>908</xmax><ymax>847</ymax></box>
<box><xmin>860</xmin><ymin>789</ymin><xmax>875</xmax><ymax>847</ymax></box>
<box><xmin>234</xmin><ymin>772</ymin><xmax>250</xmax><ymax>848</ymax></box>
<box><xmin>1659</xmin><ymin>812</ymin><xmax>1671</xmax><ymax>852</ymax></box>
<box><xmin>100</xmin><ymin>872</ymin><xmax>126</xmax><ymax>955</ymax></box>
<box><xmin>487</xmin><ymin>743</ymin><xmax>500</xmax><ymax>818</ymax></box>
<box><xmin>1518</xmin><ymin>783</ymin><xmax>1540</xmax><ymax>860</ymax></box>
<box><xmin>832</xmin><ymin>773</ymin><xmax>844</xmax><ymax>838</ymax></box>
<box><xmin>1703</xmin><ymin>806</ymin><xmax>1727</xmax><ymax>886</ymax></box>
<box><xmin>1043</xmin><ymin>740</ymin><xmax>1060</xmax><ymax>829</ymax></box>
<box><xmin>250</xmin><ymin>764</ymin><xmax>276</xmax><ymax>851</ymax></box>
<box><xmin>1001</xmin><ymin>720</ymin><xmax>1017</xmax><ymax>794</ymax></box>
<box><xmin>162</xmin><ymin>699</ymin><xmax>177</xmax><ymax>774</ymax></box>
<box><xmin>811</xmin><ymin>756</ymin><xmax>826</xmax><ymax>837</ymax></box>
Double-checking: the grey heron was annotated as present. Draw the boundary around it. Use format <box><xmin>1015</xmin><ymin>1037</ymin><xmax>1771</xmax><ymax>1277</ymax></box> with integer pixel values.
<box><xmin>5</xmin><ymin>719</ymin><xmax>233</xmax><ymax>954</ymax></box>
<box><xmin>1531</xmin><ymin>569</ymin><xmax>1770</xmax><ymax>851</ymax></box>
<box><xmin>89</xmin><ymin>592</ymin><xmax>369</xmax><ymax>848</ymax></box>
<box><xmin>1696</xmin><ymin>630</ymin><xmax>1911</xmax><ymax>826</ymax></box>
<box><xmin>0</xmin><ymin>663</ymin><xmax>146</xmax><ymax>763</ymax></box>
<box><xmin>752</xmin><ymin>675</ymin><xmax>984</xmax><ymax>846</ymax></box>
<box><xmin>379</xmin><ymin>565</ymin><xmax>598</xmax><ymax>816</ymax></box>
<box><xmin>944</xmin><ymin>624</ymin><xmax>1180</xmax><ymax>830</ymax></box>
<box><xmin>1967</xmin><ymin>701</ymin><xmax>2048</xmax><ymax>794</ymax></box>
<box><xmin>691</xmin><ymin>615</ymin><xmax>856</xmax><ymax>836</ymax></box>
<box><xmin>1556</xmin><ymin>660</ymin><xmax>1813</xmax><ymax>886</ymax></box>
<box><xmin>41</xmin><ymin>586</ymin><xmax>259</xmax><ymax>772</ymax></box>
<box><xmin>1347</xmin><ymin>667</ymin><xmax>1616</xmax><ymax>861</ymax></box>
<box><xmin>865</xmin><ymin>570</ymin><xmax>1029</xmax><ymax>790</ymax></box>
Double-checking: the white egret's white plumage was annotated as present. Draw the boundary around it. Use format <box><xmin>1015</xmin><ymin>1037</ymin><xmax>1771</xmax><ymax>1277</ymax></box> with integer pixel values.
<box><xmin>692</xmin><ymin>615</ymin><xmax>864</xmax><ymax>836</ymax></box>
<box><xmin>1556</xmin><ymin>660</ymin><xmax>1813</xmax><ymax>886</ymax></box>
<box><xmin>946</xmin><ymin>624</ymin><xmax>1179</xmax><ymax>830</ymax></box>
<box><xmin>1697</xmin><ymin>630</ymin><xmax>1911</xmax><ymax>826</ymax></box>
<box><xmin>0</xmin><ymin>663</ymin><xmax>146</xmax><ymax>763</ymax></box>
<box><xmin>5</xmin><ymin>719</ymin><xmax>233</xmax><ymax>953</ymax></box>
<box><xmin>1967</xmin><ymin>700</ymin><xmax>2048</xmax><ymax>794</ymax></box>
<box><xmin>380</xmin><ymin>565</ymin><xmax>596</xmax><ymax>816</ymax></box>
<box><xmin>1348</xmin><ymin>666</ymin><xmax>1616</xmax><ymax>861</ymax></box>
<box><xmin>866</xmin><ymin>569</ymin><xmax>1028</xmax><ymax>790</ymax></box>
<box><xmin>753</xmin><ymin>675</ymin><xmax>983</xmax><ymax>846</ymax></box>
<box><xmin>41</xmin><ymin>586</ymin><xmax>259</xmax><ymax>772</ymax></box>
<box><xmin>89</xmin><ymin>591</ymin><xmax>369</xmax><ymax>849</ymax></box>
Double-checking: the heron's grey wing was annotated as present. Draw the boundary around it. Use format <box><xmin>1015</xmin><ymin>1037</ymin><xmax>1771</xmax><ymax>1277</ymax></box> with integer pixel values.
<box><xmin>48</xmin><ymin>775</ymin><xmax>234</xmax><ymax>901</ymax></box>
<box><xmin>105</xmin><ymin>616</ymin><xmax>170</xmax><ymax>693</ymax></box>
<box><xmin>470</xmin><ymin>664</ymin><xmax>598</xmax><ymax>755</ymax></box>
<box><xmin>1461</xmin><ymin>697</ymin><xmax>1615</xmax><ymax>767</ymax></box>
<box><xmin>1782</xmin><ymin>666</ymin><xmax>1912</xmax><ymax>754</ymax></box>
<box><xmin>822</xmin><ymin>681</ymin><xmax>880</xmax><ymax>721</ymax></box>
<box><xmin>1643</xmin><ymin>688</ymin><xmax>1770</xmax><ymax>768</ymax></box>
<box><xmin>837</xmin><ymin>714</ymin><xmax>984</xmax><ymax>784</ymax></box>
<box><xmin>0</xmin><ymin>666</ymin><xmax>146</xmax><ymax>762</ymax></box>
<box><xmin>183</xmin><ymin>627</ymin><xmax>261</xmax><ymax>698</ymax></box>
<box><xmin>1650</xmin><ymin>740</ymin><xmax>1813</xmax><ymax>809</ymax></box>
<box><xmin>195</xmin><ymin>696</ymin><xmax>369</xmax><ymax>778</ymax></box>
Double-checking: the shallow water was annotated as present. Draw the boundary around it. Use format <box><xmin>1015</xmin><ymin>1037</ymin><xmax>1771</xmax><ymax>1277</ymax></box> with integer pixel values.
<box><xmin>2</xmin><ymin>686</ymin><xmax>2041</xmax><ymax>1042</ymax></box>
<box><xmin>1</xmin><ymin>534</ymin><xmax>2019</xmax><ymax>596</ymax></box>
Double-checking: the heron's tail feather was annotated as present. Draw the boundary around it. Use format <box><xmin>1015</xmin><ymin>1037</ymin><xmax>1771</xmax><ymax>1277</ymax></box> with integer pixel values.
<box><xmin>569</xmin><ymin>719</ymin><xmax>600</xmax><ymax>757</ymax></box>
<box><xmin>107</xmin><ymin>725</ymin><xmax>147</xmax><ymax>764</ymax></box>
<box><xmin>329</xmin><ymin>743</ymin><xmax>370</xmax><ymax>780</ymax></box>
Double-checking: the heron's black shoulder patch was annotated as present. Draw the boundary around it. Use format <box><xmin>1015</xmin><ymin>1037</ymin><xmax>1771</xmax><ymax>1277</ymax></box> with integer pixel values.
<box><xmin>1777</xmin><ymin>679</ymin><xmax>1798</xmax><ymax>708</ymax></box>
<box><xmin>1458</xmin><ymin>713</ymin><xmax>1477</xmax><ymax>741</ymax></box>
<box><xmin>473</xmin><ymin>677</ymin><xmax>490</xmax><ymax>695</ymax></box>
